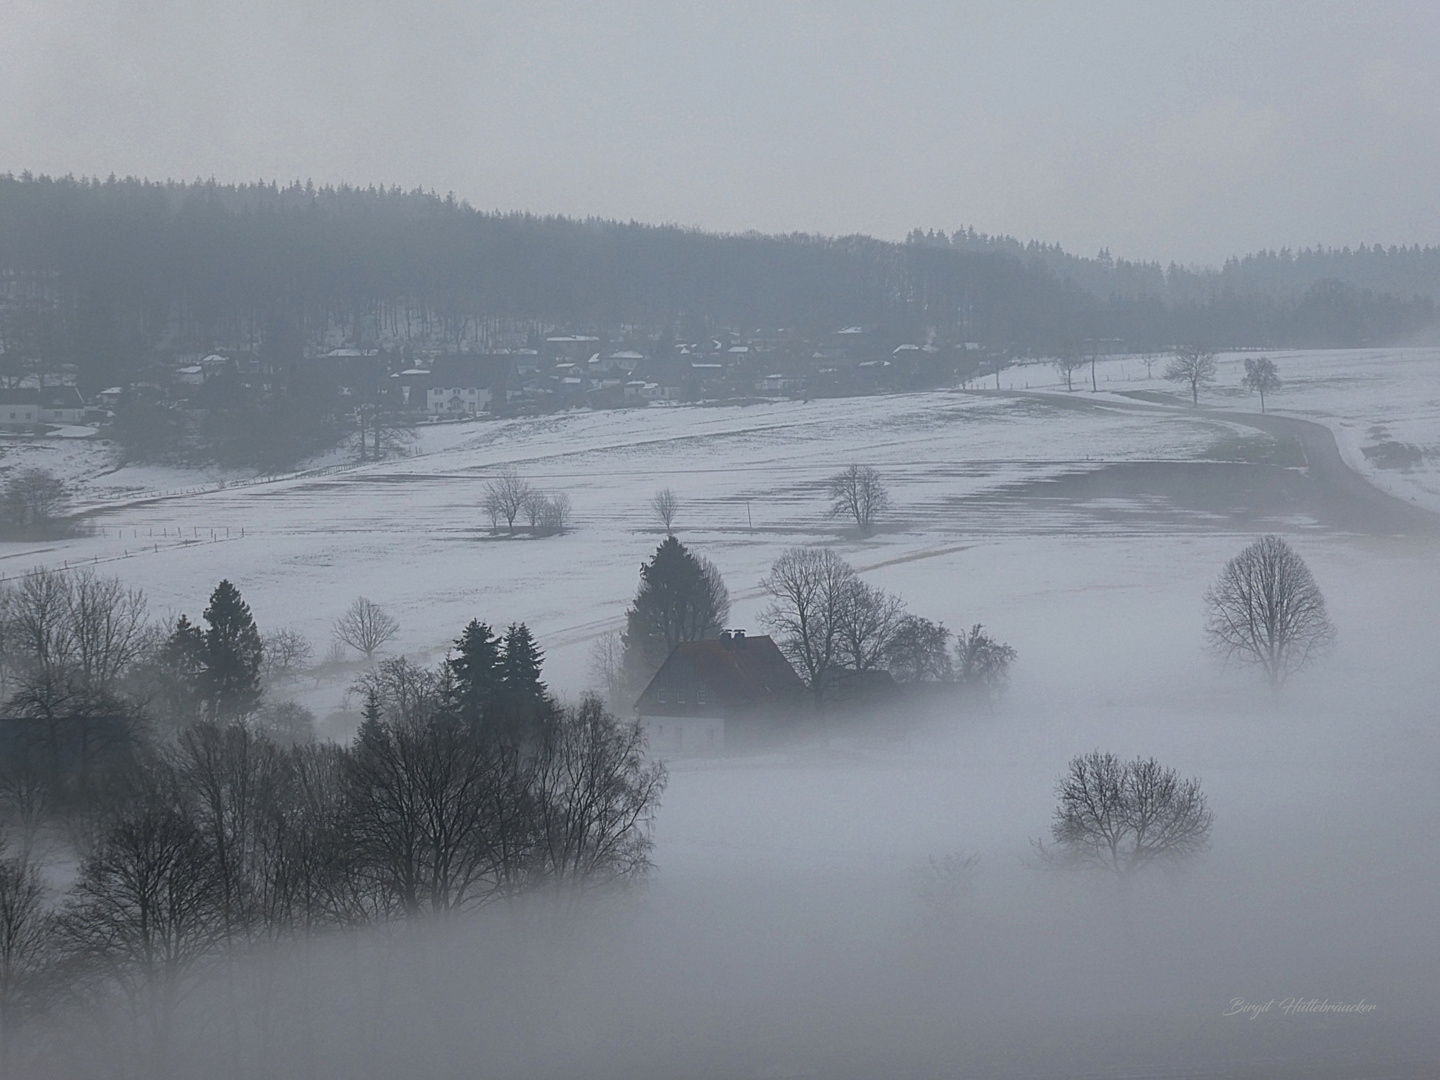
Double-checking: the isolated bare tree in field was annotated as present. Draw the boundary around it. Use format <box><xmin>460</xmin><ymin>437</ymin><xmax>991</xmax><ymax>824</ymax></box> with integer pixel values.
<box><xmin>1038</xmin><ymin>752</ymin><xmax>1212</xmax><ymax>885</ymax></box>
<box><xmin>482</xmin><ymin>466</ymin><xmax>532</xmax><ymax>535</ymax></box>
<box><xmin>1241</xmin><ymin>356</ymin><xmax>1281</xmax><ymax>413</ymax></box>
<box><xmin>1054</xmin><ymin>348</ymin><xmax>1086</xmax><ymax>392</ymax></box>
<box><xmin>760</xmin><ymin>547</ymin><xmax>854</xmax><ymax>698</ymax></box>
<box><xmin>827</xmin><ymin>465</ymin><xmax>889</xmax><ymax>536</ymax></box>
<box><xmin>649</xmin><ymin>488</ymin><xmax>679</xmax><ymax>533</ymax></box>
<box><xmin>1205</xmin><ymin>535</ymin><xmax>1335</xmax><ymax>689</ymax></box>
<box><xmin>333</xmin><ymin>597</ymin><xmax>400</xmax><ymax>661</ymax></box>
<box><xmin>1165</xmin><ymin>345</ymin><xmax>1218</xmax><ymax>405</ymax></box>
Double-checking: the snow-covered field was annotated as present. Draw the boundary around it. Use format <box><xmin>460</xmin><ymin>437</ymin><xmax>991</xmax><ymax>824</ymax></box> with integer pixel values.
<box><xmin>997</xmin><ymin>346</ymin><xmax>1440</xmax><ymax>513</ymax></box>
<box><xmin>3</xmin><ymin>349</ymin><xmax>1439</xmax><ymax>1075</ymax></box>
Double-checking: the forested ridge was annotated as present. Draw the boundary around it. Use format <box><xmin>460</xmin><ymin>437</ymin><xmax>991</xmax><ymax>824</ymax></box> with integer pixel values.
<box><xmin>1</xmin><ymin>174</ymin><xmax>1435</xmax><ymax>392</ymax></box>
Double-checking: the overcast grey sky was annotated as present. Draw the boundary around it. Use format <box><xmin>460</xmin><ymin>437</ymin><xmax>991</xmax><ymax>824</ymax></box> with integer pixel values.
<box><xmin>3</xmin><ymin>1</ymin><xmax>1437</xmax><ymax>265</ymax></box>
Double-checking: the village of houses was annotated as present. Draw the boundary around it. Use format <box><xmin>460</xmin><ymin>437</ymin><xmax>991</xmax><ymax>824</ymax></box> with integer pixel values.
<box><xmin>0</xmin><ymin>325</ymin><xmax>989</xmax><ymax>434</ymax></box>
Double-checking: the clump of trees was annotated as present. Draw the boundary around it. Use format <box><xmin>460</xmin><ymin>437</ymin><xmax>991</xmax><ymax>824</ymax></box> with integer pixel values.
<box><xmin>0</xmin><ymin>470</ymin><xmax>72</xmax><ymax>540</ymax></box>
<box><xmin>482</xmin><ymin>467</ymin><xmax>571</xmax><ymax>537</ymax></box>
<box><xmin>0</xmin><ymin>608</ymin><xmax>664</xmax><ymax>1072</ymax></box>
<box><xmin>1036</xmin><ymin>751</ymin><xmax>1212</xmax><ymax>891</ymax></box>
<box><xmin>758</xmin><ymin>547</ymin><xmax>1016</xmax><ymax>706</ymax></box>
<box><xmin>827</xmin><ymin>465</ymin><xmax>889</xmax><ymax>536</ymax></box>
<box><xmin>1205</xmin><ymin>535</ymin><xmax>1335</xmax><ymax>690</ymax></box>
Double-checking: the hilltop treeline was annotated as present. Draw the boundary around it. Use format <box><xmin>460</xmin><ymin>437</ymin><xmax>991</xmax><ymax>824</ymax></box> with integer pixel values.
<box><xmin>918</xmin><ymin>226</ymin><xmax>1440</xmax><ymax>307</ymax></box>
<box><xmin>1</xmin><ymin>174</ymin><xmax>1435</xmax><ymax>391</ymax></box>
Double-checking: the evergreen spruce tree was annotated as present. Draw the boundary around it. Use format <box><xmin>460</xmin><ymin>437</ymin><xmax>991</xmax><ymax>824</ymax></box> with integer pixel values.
<box><xmin>357</xmin><ymin>686</ymin><xmax>387</xmax><ymax>746</ymax></box>
<box><xmin>496</xmin><ymin>622</ymin><xmax>553</xmax><ymax>739</ymax></box>
<box><xmin>155</xmin><ymin>614</ymin><xmax>209</xmax><ymax>730</ymax></box>
<box><xmin>201</xmin><ymin>580</ymin><xmax>264</xmax><ymax>721</ymax></box>
<box><xmin>622</xmin><ymin>537</ymin><xmax>730</xmax><ymax>684</ymax></box>
<box><xmin>445</xmin><ymin>619</ymin><xmax>503</xmax><ymax>729</ymax></box>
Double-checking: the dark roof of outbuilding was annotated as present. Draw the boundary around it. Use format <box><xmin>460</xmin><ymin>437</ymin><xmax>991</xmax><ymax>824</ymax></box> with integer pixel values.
<box><xmin>635</xmin><ymin>634</ymin><xmax>806</xmax><ymax>715</ymax></box>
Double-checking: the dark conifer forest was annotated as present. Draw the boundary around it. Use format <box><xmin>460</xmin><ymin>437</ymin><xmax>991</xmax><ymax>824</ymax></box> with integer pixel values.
<box><xmin>2</xmin><ymin>173</ymin><xmax>1436</xmax><ymax>398</ymax></box>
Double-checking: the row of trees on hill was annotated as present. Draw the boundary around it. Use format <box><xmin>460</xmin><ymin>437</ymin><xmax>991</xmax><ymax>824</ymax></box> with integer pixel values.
<box><xmin>916</xmin><ymin>226</ymin><xmax>1440</xmax><ymax>306</ymax></box>
<box><xmin>2</xmin><ymin>175</ymin><xmax>1434</xmax><ymax>404</ymax></box>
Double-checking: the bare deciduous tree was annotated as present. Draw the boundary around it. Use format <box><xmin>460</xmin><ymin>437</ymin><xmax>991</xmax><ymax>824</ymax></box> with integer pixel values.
<box><xmin>524</xmin><ymin>491</ymin><xmax>572</xmax><ymax>535</ymax></box>
<box><xmin>953</xmin><ymin>624</ymin><xmax>1017</xmax><ymax>702</ymax></box>
<box><xmin>0</xmin><ymin>837</ymin><xmax>48</xmax><ymax>1065</ymax></box>
<box><xmin>1054</xmin><ymin>348</ymin><xmax>1086</xmax><ymax>392</ymax></box>
<box><xmin>350</xmin><ymin>657</ymin><xmax>443</xmax><ymax>727</ymax></box>
<box><xmin>1</xmin><ymin>568</ymin><xmax>147</xmax><ymax>728</ymax></box>
<box><xmin>827</xmin><ymin>465</ymin><xmax>889</xmax><ymax>536</ymax></box>
<box><xmin>883</xmin><ymin>615</ymin><xmax>953</xmax><ymax>683</ymax></box>
<box><xmin>0</xmin><ymin>469</ymin><xmax>71</xmax><ymax>539</ymax></box>
<box><xmin>1241</xmin><ymin>356</ymin><xmax>1281</xmax><ymax>413</ymax></box>
<box><xmin>759</xmin><ymin>547</ymin><xmax>854</xmax><ymax>698</ymax></box>
<box><xmin>541</xmin><ymin>492</ymin><xmax>571</xmax><ymax>534</ymax></box>
<box><xmin>333</xmin><ymin>598</ymin><xmax>399</xmax><ymax>662</ymax></box>
<box><xmin>1165</xmin><ymin>344</ymin><xmax>1218</xmax><ymax>405</ymax></box>
<box><xmin>1038</xmin><ymin>752</ymin><xmax>1212</xmax><ymax>884</ymax></box>
<box><xmin>56</xmin><ymin>771</ymin><xmax>227</xmax><ymax>1073</ymax></box>
<box><xmin>482</xmin><ymin>466</ymin><xmax>532</xmax><ymax>535</ymax></box>
<box><xmin>835</xmin><ymin>579</ymin><xmax>907</xmax><ymax>671</ymax></box>
<box><xmin>911</xmin><ymin>850</ymin><xmax>979</xmax><ymax>920</ymax></box>
<box><xmin>260</xmin><ymin>628</ymin><xmax>313</xmax><ymax>682</ymax></box>
<box><xmin>1205</xmin><ymin>535</ymin><xmax>1335</xmax><ymax>689</ymax></box>
<box><xmin>588</xmin><ymin>631</ymin><xmax>630</xmax><ymax>708</ymax></box>
<box><xmin>649</xmin><ymin>488</ymin><xmax>679</xmax><ymax>533</ymax></box>
<box><xmin>530</xmin><ymin>694</ymin><xmax>666</xmax><ymax>888</ymax></box>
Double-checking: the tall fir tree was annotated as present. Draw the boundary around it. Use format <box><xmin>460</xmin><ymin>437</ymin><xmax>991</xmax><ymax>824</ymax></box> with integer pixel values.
<box><xmin>622</xmin><ymin>537</ymin><xmax>730</xmax><ymax>683</ymax></box>
<box><xmin>155</xmin><ymin>614</ymin><xmax>209</xmax><ymax>728</ymax></box>
<box><xmin>202</xmin><ymin>579</ymin><xmax>264</xmax><ymax>721</ymax></box>
<box><xmin>357</xmin><ymin>686</ymin><xmax>387</xmax><ymax>747</ymax></box>
<box><xmin>445</xmin><ymin>619</ymin><xmax>503</xmax><ymax>728</ymax></box>
<box><xmin>496</xmin><ymin>622</ymin><xmax>553</xmax><ymax>739</ymax></box>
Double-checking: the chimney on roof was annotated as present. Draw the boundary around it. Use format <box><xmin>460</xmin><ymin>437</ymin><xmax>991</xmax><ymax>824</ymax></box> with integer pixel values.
<box><xmin>720</xmin><ymin>630</ymin><xmax>733</xmax><ymax>648</ymax></box>
<box><xmin>732</xmin><ymin>628</ymin><xmax>745</xmax><ymax>646</ymax></box>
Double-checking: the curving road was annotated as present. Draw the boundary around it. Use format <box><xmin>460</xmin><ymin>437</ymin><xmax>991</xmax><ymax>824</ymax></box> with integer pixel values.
<box><xmin>962</xmin><ymin>389</ymin><xmax>1437</xmax><ymax>537</ymax></box>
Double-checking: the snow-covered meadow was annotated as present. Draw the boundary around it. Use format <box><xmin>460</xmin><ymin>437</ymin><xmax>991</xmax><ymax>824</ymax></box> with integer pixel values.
<box><xmin>3</xmin><ymin>349</ymin><xmax>1439</xmax><ymax>1076</ymax></box>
